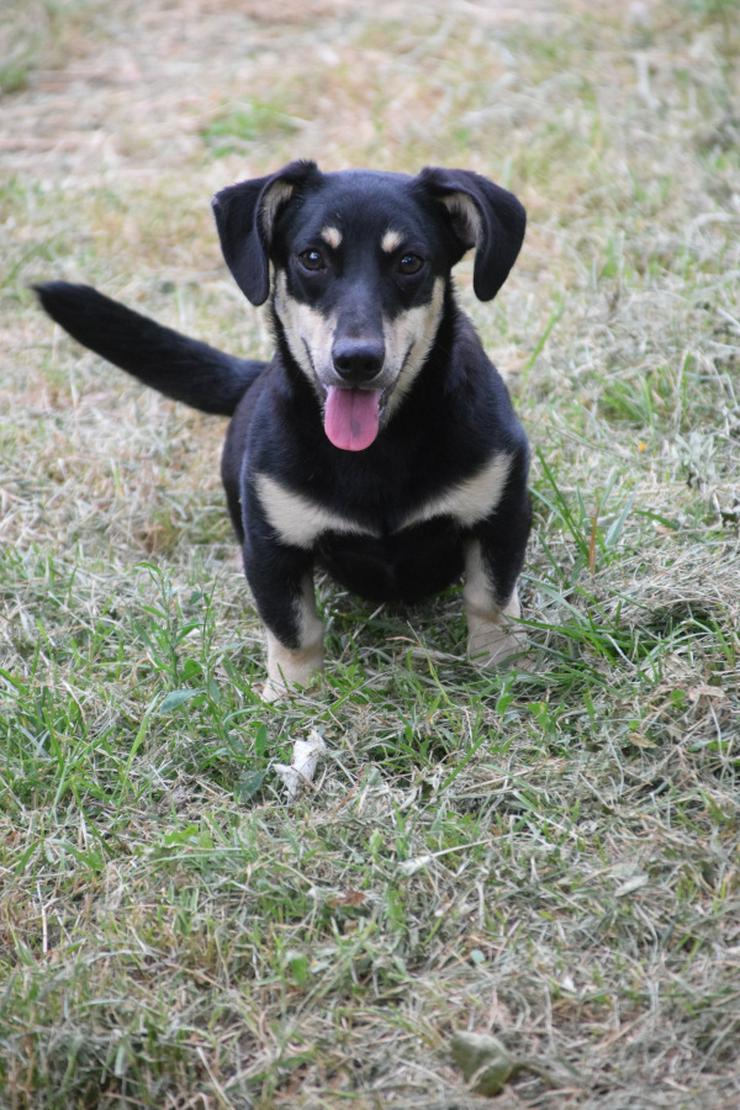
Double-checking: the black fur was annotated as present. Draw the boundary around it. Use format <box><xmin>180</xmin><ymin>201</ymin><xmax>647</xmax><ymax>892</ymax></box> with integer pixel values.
<box><xmin>36</xmin><ymin>163</ymin><xmax>531</xmax><ymax>695</ymax></box>
<box><xmin>34</xmin><ymin>282</ymin><xmax>263</xmax><ymax>416</ymax></box>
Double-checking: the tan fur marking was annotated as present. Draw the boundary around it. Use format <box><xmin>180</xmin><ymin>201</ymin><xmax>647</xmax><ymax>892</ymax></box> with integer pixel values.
<box><xmin>273</xmin><ymin>271</ymin><xmax>337</xmax><ymax>386</ymax></box>
<box><xmin>263</xmin><ymin>635</ymin><xmax>324</xmax><ymax>703</ymax></box>
<box><xmin>321</xmin><ymin>226</ymin><xmax>342</xmax><ymax>249</ymax></box>
<box><xmin>260</xmin><ymin>181</ymin><xmax>294</xmax><ymax>240</ymax></box>
<box><xmin>384</xmin><ymin>277</ymin><xmax>445</xmax><ymax>418</ymax></box>
<box><xmin>256</xmin><ymin>471</ymin><xmax>379</xmax><ymax>549</ymax></box>
<box><xmin>402</xmin><ymin>452</ymin><xmax>512</xmax><ymax>530</ymax></box>
<box><xmin>438</xmin><ymin>193</ymin><xmax>482</xmax><ymax>249</ymax></box>
<box><xmin>381</xmin><ymin>228</ymin><xmax>403</xmax><ymax>253</ymax></box>
<box><xmin>464</xmin><ymin>541</ymin><xmax>525</xmax><ymax>668</ymax></box>
<box><xmin>262</xmin><ymin>577</ymin><xmax>324</xmax><ymax>702</ymax></box>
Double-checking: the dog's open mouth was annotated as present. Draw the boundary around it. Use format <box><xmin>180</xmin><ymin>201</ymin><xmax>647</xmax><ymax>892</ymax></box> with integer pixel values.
<box><xmin>323</xmin><ymin>386</ymin><xmax>382</xmax><ymax>452</ymax></box>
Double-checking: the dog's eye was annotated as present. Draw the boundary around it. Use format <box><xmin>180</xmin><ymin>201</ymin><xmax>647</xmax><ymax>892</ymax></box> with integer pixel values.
<box><xmin>398</xmin><ymin>253</ymin><xmax>423</xmax><ymax>275</ymax></box>
<box><xmin>298</xmin><ymin>248</ymin><xmax>326</xmax><ymax>272</ymax></box>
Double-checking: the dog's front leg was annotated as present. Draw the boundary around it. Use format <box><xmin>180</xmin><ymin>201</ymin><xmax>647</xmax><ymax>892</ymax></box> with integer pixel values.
<box><xmin>464</xmin><ymin>496</ymin><xmax>531</xmax><ymax>668</ymax></box>
<box><xmin>242</xmin><ymin>535</ymin><xmax>324</xmax><ymax>703</ymax></box>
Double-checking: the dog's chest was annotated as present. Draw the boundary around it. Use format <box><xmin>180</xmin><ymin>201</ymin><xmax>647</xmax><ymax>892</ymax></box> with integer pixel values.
<box><xmin>255</xmin><ymin>452</ymin><xmax>512</xmax><ymax>549</ymax></box>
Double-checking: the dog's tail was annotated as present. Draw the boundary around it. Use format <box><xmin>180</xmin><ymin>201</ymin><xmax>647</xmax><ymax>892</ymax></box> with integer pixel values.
<box><xmin>35</xmin><ymin>282</ymin><xmax>266</xmax><ymax>417</ymax></box>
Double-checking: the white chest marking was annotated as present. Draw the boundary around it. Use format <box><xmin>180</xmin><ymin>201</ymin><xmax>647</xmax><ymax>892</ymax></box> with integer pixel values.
<box><xmin>256</xmin><ymin>453</ymin><xmax>511</xmax><ymax>550</ymax></box>
<box><xmin>401</xmin><ymin>452</ymin><xmax>513</xmax><ymax>530</ymax></box>
<box><xmin>256</xmin><ymin>473</ymin><xmax>378</xmax><ymax>549</ymax></box>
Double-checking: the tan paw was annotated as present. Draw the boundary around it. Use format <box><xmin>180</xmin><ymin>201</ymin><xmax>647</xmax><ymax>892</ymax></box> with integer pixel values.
<box><xmin>467</xmin><ymin>623</ymin><xmax>527</xmax><ymax>669</ymax></box>
<box><xmin>261</xmin><ymin>678</ymin><xmax>290</xmax><ymax>704</ymax></box>
<box><xmin>263</xmin><ymin>631</ymin><xmax>324</xmax><ymax>703</ymax></box>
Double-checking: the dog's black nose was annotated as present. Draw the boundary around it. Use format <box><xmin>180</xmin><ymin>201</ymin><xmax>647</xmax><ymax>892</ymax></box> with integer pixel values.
<box><xmin>332</xmin><ymin>338</ymin><xmax>385</xmax><ymax>383</ymax></box>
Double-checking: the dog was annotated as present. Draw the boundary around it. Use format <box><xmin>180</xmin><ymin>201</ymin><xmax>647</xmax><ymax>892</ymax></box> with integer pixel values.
<box><xmin>36</xmin><ymin>161</ymin><xmax>531</xmax><ymax>701</ymax></box>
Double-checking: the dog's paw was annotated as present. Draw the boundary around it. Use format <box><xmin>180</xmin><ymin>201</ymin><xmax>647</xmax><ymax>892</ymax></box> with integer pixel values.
<box><xmin>261</xmin><ymin>678</ymin><xmax>290</xmax><ymax>704</ymax></box>
<box><xmin>261</xmin><ymin>669</ymin><xmax>323</xmax><ymax>704</ymax></box>
<box><xmin>467</xmin><ymin>622</ymin><xmax>527</xmax><ymax>669</ymax></box>
<box><xmin>263</xmin><ymin>632</ymin><xmax>324</xmax><ymax>704</ymax></box>
<box><xmin>465</xmin><ymin>583</ymin><xmax>526</xmax><ymax>670</ymax></box>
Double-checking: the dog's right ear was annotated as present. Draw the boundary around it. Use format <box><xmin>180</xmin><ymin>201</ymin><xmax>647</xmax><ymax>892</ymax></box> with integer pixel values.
<box><xmin>417</xmin><ymin>167</ymin><xmax>526</xmax><ymax>301</ymax></box>
<box><xmin>212</xmin><ymin>160</ymin><xmax>319</xmax><ymax>306</ymax></box>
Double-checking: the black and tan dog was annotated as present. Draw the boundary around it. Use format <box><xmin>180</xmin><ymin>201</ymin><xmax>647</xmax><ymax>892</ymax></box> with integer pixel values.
<box><xmin>36</xmin><ymin>161</ymin><xmax>531</xmax><ymax>701</ymax></box>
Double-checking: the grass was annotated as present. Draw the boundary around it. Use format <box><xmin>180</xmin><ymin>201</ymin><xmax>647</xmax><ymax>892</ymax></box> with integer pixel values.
<box><xmin>1</xmin><ymin>0</ymin><xmax>738</xmax><ymax>1105</ymax></box>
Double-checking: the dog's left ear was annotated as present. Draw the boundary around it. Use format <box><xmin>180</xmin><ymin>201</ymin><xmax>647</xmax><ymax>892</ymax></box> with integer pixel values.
<box><xmin>417</xmin><ymin>168</ymin><xmax>526</xmax><ymax>301</ymax></box>
<box><xmin>212</xmin><ymin>160</ymin><xmax>319</xmax><ymax>306</ymax></box>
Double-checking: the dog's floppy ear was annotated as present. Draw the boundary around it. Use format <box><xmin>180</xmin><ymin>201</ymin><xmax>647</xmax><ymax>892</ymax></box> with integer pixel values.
<box><xmin>212</xmin><ymin>160</ymin><xmax>319</xmax><ymax>306</ymax></box>
<box><xmin>418</xmin><ymin>167</ymin><xmax>526</xmax><ymax>301</ymax></box>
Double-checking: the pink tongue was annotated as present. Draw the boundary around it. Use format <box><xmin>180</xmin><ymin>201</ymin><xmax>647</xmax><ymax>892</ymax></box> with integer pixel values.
<box><xmin>324</xmin><ymin>387</ymin><xmax>381</xmax><ymax>451</ymax></box>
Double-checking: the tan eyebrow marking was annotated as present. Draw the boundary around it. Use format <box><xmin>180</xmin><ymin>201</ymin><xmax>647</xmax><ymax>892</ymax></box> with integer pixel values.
<box><xmin>320</xmin><ymin>226</ymin><xmax>342</xmax><ymax>249</ymax></box>
<box><xmin>381</xmin><ymin>228</ymin><xmax>403</xmax><ymax>253</ymax></box>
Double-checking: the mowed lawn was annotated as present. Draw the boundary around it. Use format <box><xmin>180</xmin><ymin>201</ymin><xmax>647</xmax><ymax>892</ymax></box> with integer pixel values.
<box><xmin>1</xmin><ymin>0</ymin><xmax>738</xmax><ymax>1105</ymax></box>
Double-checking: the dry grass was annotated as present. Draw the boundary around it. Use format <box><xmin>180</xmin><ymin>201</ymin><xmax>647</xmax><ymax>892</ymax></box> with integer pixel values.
<box><xmin>1</xmin><ymin>0</ymin><xmax>738</xmax><ymax>1106</ymax></box>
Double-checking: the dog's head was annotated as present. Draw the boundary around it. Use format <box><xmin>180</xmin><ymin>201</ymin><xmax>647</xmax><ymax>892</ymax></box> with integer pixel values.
<box><xmin>212</xmin><ymin>162</ymin><xmax>525</xmax><ymax>451</ymax></box>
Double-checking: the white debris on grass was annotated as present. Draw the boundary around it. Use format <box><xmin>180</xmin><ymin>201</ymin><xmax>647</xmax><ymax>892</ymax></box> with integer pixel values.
<box><xmin>273</xmin><ymin>728</ymin><xmax>327</xmax><ymax>799</ymax></box>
